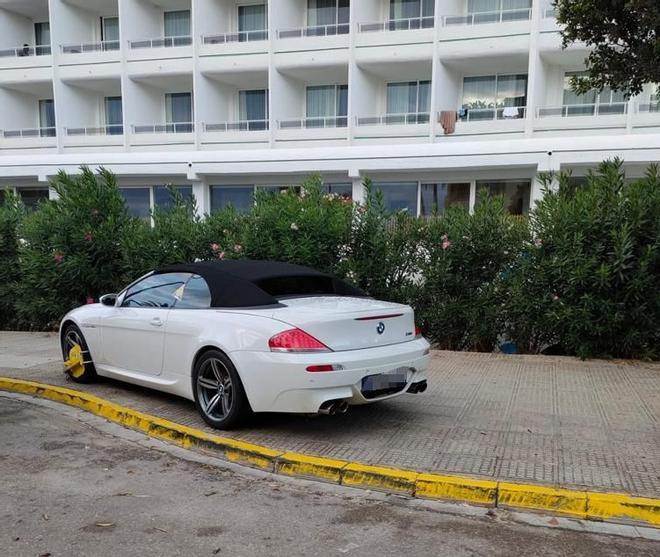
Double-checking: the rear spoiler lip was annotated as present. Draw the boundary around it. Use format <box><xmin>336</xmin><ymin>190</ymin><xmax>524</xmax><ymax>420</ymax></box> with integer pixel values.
<box><xmin>354</xmin><ymin>313</ymin><xmax>404</xmax><ymax>321</ymax></box>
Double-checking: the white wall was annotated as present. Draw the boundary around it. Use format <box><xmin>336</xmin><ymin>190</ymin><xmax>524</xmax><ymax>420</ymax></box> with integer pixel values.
<box><xmin>50</xmin><ymin>1</ymin><xmax>98</xmax><ymax>48</ymax></box>
<box><xmin>435</xmin><ymin>62</ymin><xmax>461</xmax><ymax>111</ymax></box>
<box><xmin>124</xmin><ymin>79</ymin><xmax>163</xmax><ymax>126</ymax></box>
<box><xmin>196</xmin><ymin>74</ymin><xmax>233</xmax><ymax>123</ymax></box>
<box><xmin>0</xmin><ymin>9</ymin><xmax>35</xmax><ymax>49</ymax></box>
<box><xmin>352</xmin><ymin>0</ymin><xmax>381</xmax><ymax>24</ymax></box>
<box><xmin>120</xmin><ymin>0</ymin><xmax>163</xmax><ymax>42</ymax></box>
<box><xmin>352</xmin><ymin>67</ymin><xmax>383</xmax><ymax>116</ymax></box>
<box><xmin>0</xmin><ymin>88</ymin><xmax>41</xmax><ymax>129</ymax></box>
<box><xmin>195</xmin><ymin>0</ymin><xmax>232</xmax><ymax>36</ymax></box>
<box><xmin>270</xmin><ymin>71</ymin><xmax>304</xmax><ymax>120</ymax></box>
<box><xmin>57</xmin><ymin>84</ymin><xmax>104</xmax><ymax>129</ymax></box>
<box><xmin>273</xmin><ymin>0</ymin><xmax>305</xmax><ymax>31</ymax></box>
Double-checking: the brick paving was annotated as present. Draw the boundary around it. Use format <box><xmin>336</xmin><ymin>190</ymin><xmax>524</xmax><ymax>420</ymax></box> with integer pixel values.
<box><xmin>1</xmin><ymin>331</ymin><xmax>659</xmax><ymax>498</ymax></box>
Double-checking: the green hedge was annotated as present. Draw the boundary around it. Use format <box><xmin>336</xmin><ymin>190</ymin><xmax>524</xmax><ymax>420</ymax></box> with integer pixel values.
<box><xmin>0</xmin><ymin>159</ymin><xmax>657</xmax><ymax>360</ymax></box>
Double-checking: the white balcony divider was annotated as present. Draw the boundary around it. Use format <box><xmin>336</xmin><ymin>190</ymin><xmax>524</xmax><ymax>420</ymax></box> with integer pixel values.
<box><xmin>61</xmin><ymin>40</ymin><xmax>120</xmax><ymax>54</ymax></box>
<box><xmin>537</xmin><ymin>103</ymin><xmax>628</xmax><ymax>118</ymax></box>
<box><xmin>278</xmin><ymin>116</ymin><xmax>348</xmax><ymax>129</ymax></box>
<box><xmin>356</xmin><ymin>113</ymin><xmax>430</xmax><ymax>126</ymax></box>
<box><xmin>202</xmin><ymin>30</ymin><xmax>268</xmax><ymax>44</ymax></box>
<box><xmin>203</xmin><ymin>120</ymin><xmax>269</xmax><ymax>131</ymax></box>
<box><xmin>0</xmin><ymin>45</ymin><xmax>51</xmax><ymax>57</ymax></box>
<box><xmin>129</xmin><ymin>36</ymin><xmax>192</xmax><ymax>49</ymax></box>
<box><xmin>3</xmin><ymin>127</ymin><xmax>56</xmax><ymax>138</ymax></box>
<box><xmin>458</xmin><ymin>106</ymin><xmax>527</xmax><ymax>122</ymax></box>
<box><xmin>278</xmin><ymin>23</ymin><xmax>350</xmax><ymax>39</ymax></box>
<box><xmin>443</xmin><ymin>8</ymin><xmax>532</xmax><ymax>26</ymax></box>
<box><xmin>65</xmin><ymin>125</ymin><xmax>124</xmax><ymax>136</ymax></box>
<box><xmin>132</xmin><ymin>123</ymin><xmax>195</xmax><ymax>133</ymax></box>
<box><xmin>359</xmin><ymin>16</ymin><xmax>435</xmax><ymax>33</ymax></box>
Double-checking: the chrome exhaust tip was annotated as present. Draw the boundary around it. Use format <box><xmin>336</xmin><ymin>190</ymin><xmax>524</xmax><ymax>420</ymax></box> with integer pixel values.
<box><xmin>407</xmin><ymin>380</ymin><xmax>428</xmax><ymax>394</ymax></box>
<box><xmin>336</xmin><ymin>400</ymin><xmax>349</xmax><ymax>414</ymax></box>
<box><xmin>318</xmin><ymin>399</ymin><xmax>349</xmax><ymax>415</ymax></box>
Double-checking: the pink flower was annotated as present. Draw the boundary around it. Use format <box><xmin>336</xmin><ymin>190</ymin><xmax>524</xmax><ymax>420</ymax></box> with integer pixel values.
<box><xmin>217</xmin><ymin>251</ymin><xmax>225</xmax><ymax>260</ymax></box>
<box><xmin>84</xmin><ymin>231</ymin><xmax>93</xmax><ymax>242</ymax></box>
<box><xmin>534</xmin><ymin>238</ymin><xmax>543</xmax><ymax>248</ymax></box>
<box><xmin>86</xmin><ymin>295</ymin><xmax>95</xmax><ymax>304</ymax></box>
<box><xmin>53</xmin><ymin>252</ymin><xmax>64</xmax><ymax>263</ymax></box>
<box><xmin>440</xmin><ymin>235</ymin><xmax>451</xmax><ymax>250</ymax></box>
<box><xmin>233</xmin><ymin>244</ymin><xmax>243</xmax><ymax>252</ymax></box>
<box><xmin>210</xmin><ymin>243</ymin><xmax>220</xmax><ymax>253</ymax></box>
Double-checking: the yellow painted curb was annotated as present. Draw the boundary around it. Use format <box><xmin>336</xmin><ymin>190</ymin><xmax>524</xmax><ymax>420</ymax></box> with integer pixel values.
<box><xmin>498</xmin><ymin>482</ymin><xmax>588</xmax><ymax>518</ymax></box>
<box><xmin>416</xmin><ymin>473</ymin><xmax>497</xmax><ymax>506</ymax></box>
<box><xmin>342</xmin><ymin>463</ymin><xmax>418</xmax><ymax>495</ymax></box>
<box><xmin>2</xmin><ymin>377</ymin><xmax>659</xmax><ymax>528</ymax></box>
<box><xmin>587</xmin><ymin>492</ymin><xmax>660</xmax><ymax>527</ymax></box>
<box><xmin>276</xmin><ymin>452</ymin><xmax>348</xmax><ymax>483</ymax></box>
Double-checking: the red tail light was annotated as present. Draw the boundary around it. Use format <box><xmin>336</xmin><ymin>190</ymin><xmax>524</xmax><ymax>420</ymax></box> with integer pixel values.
<box><xmin>269</xmin><ymin>328</ymin><xmax>331</xmax><ymax>353</ymax></box>
<box><xmin>415</xmin><ymin>325</ymin><xmax>423</xmax><ymax>338</ymax></box>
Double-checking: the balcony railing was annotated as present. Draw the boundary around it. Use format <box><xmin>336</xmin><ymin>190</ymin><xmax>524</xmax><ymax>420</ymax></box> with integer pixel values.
<box><xmin>278</xmin><ymin>23</ymin><xmax>350</xmax><ymax>39</ymax></box>
<box><xmin>204</xmin><ymin>120</ymin><xmax>269</xmax><ymax>132</ymax></box>
<box><xmin>129</xmin><ymin>36</ymin><xmax>192</xmax><ymax>49</ymax></box>
<box><xmin>443</xmin><ymin>8</ymin><xmax>532</xmax><ymax>26</ymax></box>
<box><xmin>537</xmin><ymin>103</ymin><xmax>628</xmax><ymax>118</ymax></box>
<box><xmin>278</xmin><ymin>116</ymin><xmax>347</xmax><ymax>129</ymax></box>
<box><xmin>132</xmin><ymin>122</ymin><xmax>195</xmax><ymax>134</ymax></box>
<box><xmin>458</xmin><ymin>106</ymin><xmax>527</xmax><ymax>121</ymax></box>
<box><xmin>356</xmin><ymin>112</ymin><xmax>430</xmax><ymax>126</ymax></box>
<box><xmin>3</xmin><ymin>127</ymin><xmax>56</xmax><ymax>138</ymax></box>
<box><xmin>0</xmin><ymin>44</ymin><xmax>51</xmax><ymax>57</ymax></box>
<box><xmin>65</xmin><ymin>125</ymin><xmax>124</xmax><ymax>136</ymax></box>
<box><xmin>637</xmin><ymin>98</ymin><xmax>660</xmax><ymax>113</ymax></box>
<box><xmin>202</xmin><ymin>30</ymin><xmax>268</xmax><ymax>44</ymax></box>
<box><xmin>61</xmin><ymin>40</ymin><xmax>120</xmax><ymax>54</ymax></box>
<box><xmin>359</xmin><ymin>16</ymin><xmax>435</xmax><ymax>32</ymax></box>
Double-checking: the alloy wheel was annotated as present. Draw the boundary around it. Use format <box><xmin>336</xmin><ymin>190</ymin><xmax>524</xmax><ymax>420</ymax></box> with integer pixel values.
<box><xmin>197</xmin><ymin>357</ymin><xmax>234</xmax><ymax>420</ymax></box>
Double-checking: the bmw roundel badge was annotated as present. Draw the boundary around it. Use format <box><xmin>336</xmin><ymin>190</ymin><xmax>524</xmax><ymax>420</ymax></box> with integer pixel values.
<box><xmin>376</xmin><ymin>322</ymin><xmax>385</xmax><ymax>335</ymax></box>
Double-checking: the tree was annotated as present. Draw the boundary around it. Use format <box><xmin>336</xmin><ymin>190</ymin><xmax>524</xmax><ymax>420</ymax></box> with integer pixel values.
<box><xmin>555</xmin><ymin>0</ymin><xmax>660</xmax><ymax>96</ymax></box>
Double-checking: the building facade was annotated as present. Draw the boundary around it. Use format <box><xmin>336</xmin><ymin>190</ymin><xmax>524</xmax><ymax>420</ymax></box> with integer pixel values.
<box><xmin>0</xmin><ymin>0</ymin><xmax>658</xmax><ymax>216</ymax></box>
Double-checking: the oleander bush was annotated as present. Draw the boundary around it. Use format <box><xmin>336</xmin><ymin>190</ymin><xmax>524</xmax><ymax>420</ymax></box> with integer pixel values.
<box><xmin>0</xmin><ymin>191</ymin><xmax>23</xmax><ymax>329</ymax></box>
<box><xmin>3</xmin><ymin>162</ymin><xmax>658</xmax><ymax>360</ymax></box>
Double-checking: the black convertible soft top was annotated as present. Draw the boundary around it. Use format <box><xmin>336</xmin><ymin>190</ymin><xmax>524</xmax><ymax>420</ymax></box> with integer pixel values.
<box><xmin>154</xmin><ymin>260</ymin><xmax>366</xmax><ymax>308</ymax></box>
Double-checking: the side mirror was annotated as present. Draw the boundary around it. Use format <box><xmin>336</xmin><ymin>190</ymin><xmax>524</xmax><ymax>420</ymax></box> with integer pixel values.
<box><xmin>99</xmin><ymin>294</ymin><xmax>118</xmax><ymax>307</ymax></box>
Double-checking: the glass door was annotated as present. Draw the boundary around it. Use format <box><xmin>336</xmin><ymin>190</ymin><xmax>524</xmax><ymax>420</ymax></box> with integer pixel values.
<box><xmin>101</xmin><ymin>17</ymin><xmax>120</xmax><ymax>50</ymax></box>
<box><xmin>165</xmin><ymin>92</ymin><xmax>193</xmax><ymax>132</ymax></box>
<box><xmin>38</xmin><ymin>99</ymin><xmax>55</xmax><ymax>137</ymax></box>
<box><xmin>238</xmin><ymin>4</ymin><xmax>268</xmax><ymax>41</ymax></box>
<box><xmin>239</xmin><ymin>89</ymin><xmax>268</xmax><ymax>130</ymax></box>
<box><xmin>104</xmin><ymin>96</ymin><xmax>123</xmax><ymax>134</ymax></box>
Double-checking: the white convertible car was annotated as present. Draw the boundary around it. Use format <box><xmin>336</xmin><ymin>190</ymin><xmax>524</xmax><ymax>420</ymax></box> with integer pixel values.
<box><xmin>60</xmin><ymin>260</ymin><xmax>430</xmax><ymax>429</ymax></box>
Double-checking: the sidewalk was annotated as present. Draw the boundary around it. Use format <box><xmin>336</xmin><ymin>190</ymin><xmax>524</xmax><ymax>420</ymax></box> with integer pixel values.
<box><xmin>1</xmin><ymin>331</ymin><xmax>658</xmax><ymax>499</ymax></box>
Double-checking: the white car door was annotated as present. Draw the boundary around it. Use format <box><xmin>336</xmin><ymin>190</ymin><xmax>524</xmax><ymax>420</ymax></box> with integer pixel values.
<box><xmin>99</xmin><ymin>272</ymin><xmax>190</xmax><ymax>376</ymax></box>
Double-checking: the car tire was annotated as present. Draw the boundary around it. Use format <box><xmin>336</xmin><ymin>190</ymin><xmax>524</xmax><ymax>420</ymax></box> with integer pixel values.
<box><xmin>192</xmin><ymin>349</ymin><xmax>251</xmax><ymax>430</ymax></box>
<box><xmin>60</xmin><ymin>323</ymin><xmax>97</xmax><ymax>383</ymax></box>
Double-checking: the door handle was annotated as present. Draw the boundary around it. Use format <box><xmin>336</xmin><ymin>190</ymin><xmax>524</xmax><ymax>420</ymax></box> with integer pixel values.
<box><xmin>150</xmin><ymin>317</ymin><xmax>163</xmax><ymax>327</ymax></box>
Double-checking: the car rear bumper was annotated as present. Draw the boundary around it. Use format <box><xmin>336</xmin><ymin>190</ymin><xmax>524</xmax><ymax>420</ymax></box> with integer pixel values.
<box><xmin>229</xmin><ymin>338</ymin><xmax>430</xmax><ymax>413</ymax></box>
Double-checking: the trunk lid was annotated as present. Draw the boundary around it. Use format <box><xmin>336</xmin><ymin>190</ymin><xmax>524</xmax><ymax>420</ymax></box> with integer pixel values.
<box><xmin>267</xmin><ymin>296</ymin><xmax>416</xmax><ymax>351</ymax></box>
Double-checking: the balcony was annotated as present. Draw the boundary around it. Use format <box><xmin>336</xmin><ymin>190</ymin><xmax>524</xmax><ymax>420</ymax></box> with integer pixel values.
<box><xmin>443</xmin><ymin>8</ymin><xmax>531</xmax><ymax>26</ymax></box>
<box><xmin>201</xmin><ymin>120</ymin><xmax>269</xmax><ymax>148</ymax></box>
<box><xmin>280</xmin><ymin>116</ymin><xmax>347</xmax><ymax>128</ymax></box>
<box><xmin>3</xmin><ymin>127</ymin><xmax>55</xmax><ymax>138</ymax></box>
<box><xmin>205</xmin><ymin>120</ymin><xmax>268</xmax><ymax>132</ymax></box>
<box><xmin>129</xmin><ymin>36</ymin><xmax>192</xmax><ymax>49</ymax></box>
<box><xmin>435</xmin><ymin>107</ymin><xmax>527</xmax><ymax>138</ymax></box>
<box><xmin>61</xmin><ymin>41</ymin><xmax>120</xmax><ymax>54</ymax></box>
<box><xmin>0</xmin><ymin>45</ymin><xmax>51</xmax><ymax>58</ymax></box>
<box><xmin>535</xmin><ymin>102</ymin><xmax>629</xmax><ymax>134</ymax></box>
<box><xmin>354</xmin><ymin>112</ymin><xmax>430</xmax><ymax>143</ymax></box>
<box><xmin>133</xmin><ymin>122</ymin><xmax>194</xmax><ymax>133</ymax></box>
<box><xmin>202</xmin><ymin>30</ymin><xmax>268</xmax><ymax>45</ymax></box>
<box><xmin>278</xmin><ymin>23</ymin><xmax>350</xmax><ymax>38</ymax></box>
<box><xmin>1</xmin><ymin>127</ymin><xmax>57</xmax><ymax>151</ymax></box>
<box><xmin>0</xmin><ymin>0</ymin><xmax>51</xmax><ymax>69</ymax></box>
<box><xmin>538</xmin><ymin>103</ymin><xmax>628</xmax><ymax>118</ymax></box>
<box><xmin>62</xmin><ymin>125</ymin><xmax>124</xmax><ymax>149</ymax></box>
<box><xmin>359</xmin><ymin>16</ymin><xmax>435</xmax><ymax>33</ymax></box>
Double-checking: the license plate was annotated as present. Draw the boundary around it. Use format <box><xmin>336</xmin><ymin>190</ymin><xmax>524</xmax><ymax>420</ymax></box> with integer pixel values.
<box><xmin>362</xmin><ymin>368</ymin><xmax>410</xmax><ymax>391</ymax></box>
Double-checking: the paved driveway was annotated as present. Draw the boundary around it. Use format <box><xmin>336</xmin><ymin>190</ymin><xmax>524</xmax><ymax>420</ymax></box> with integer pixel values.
<box><xmin>1</xmin><ymin>332</ymin><xmax>659</xmax><ymax>498</ymax></box>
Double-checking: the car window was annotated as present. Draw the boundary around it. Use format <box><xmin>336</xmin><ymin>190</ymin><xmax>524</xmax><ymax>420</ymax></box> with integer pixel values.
<box><xmin>121</xmin><ymin>273</ymin><xmax>191</xmax><ymax>308</ymax></box>
<box><xmin>173</xmin><ymin>274</ymin><xmax>212</xmax><ymax>309</ymax></box>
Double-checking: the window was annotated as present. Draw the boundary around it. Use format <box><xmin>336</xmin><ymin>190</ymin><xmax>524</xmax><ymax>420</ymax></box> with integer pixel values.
<box><xmin>323</xmin><ymin>183</ymin><xmax>352</xmax><ymax>199</ymax></box>
<box><xmin>563</xmin><ymin>72</ymin><xmax>626</xmax><ymax>116</ymax></box>
<box><xmin>174</xmin><ymin>274</ymin><xmax>212</xmax><ymax>309</ymax></box>
<box><xmin>101</xmin><ymin>17</ymin><xmax>120</xmax><ymax>49</ymax></box>
<box><xmin>461</xmin><ymin>74</ymin><xmax>527</xmax><ymax>120</ymax></box>
<box><xmin>420</xmin><ymin>183</ymin><xmax>470</xmax><ymax>216</ymax></box>
<box><xmin>38</xmin><ymin>99</ymin><xmax>55</xmax><ymax>136</ymax></box>
<box><xmin>307</xmin><ymin>0</ymin><xmax>350</xmax><ymax>34</ymax></box>
<box><xmin>122</xmin><ymin>272</ymin><xmax>190</xmax><ymax>308</ymax></box>
<box><xmin>389</xmin><ymin>0</ymin><xmax>434</xmax><ymax>28</ymax></box>
<box><xmin>34</xmin><ymin>22</ymin><xmax>50</xmax><ymax>55</ymax></box>
<box><xmin>18</xmin><ymin>188</ymin><xmax>49</xmax><ymax>210</ymax></box>
<box><xmin>120</xmin><ymin>188</ymin><xmax>151</xmax><ymax>219</ymax></box>
<box><xmin>238</xmin><ymin>4</ymin><xmax>268</xmax><ymax>40</ymax></box>
<box><xmin>306</xmin><ymin>85</ymin><xmax>348</xmax><ymax>126</ymax></box>
<box><xmin>476</xmin><ymin>180</ymin><xmax>531</xmax><ymax>215</ymax></box>
<box><xmin>164</xmin><ymin>10</ymin><xmax>191</xmax><ymax>44</ymax></box>
<box><xmin>210</xmin><ymin>185</ymin><xmax>255</xmax><ymax>213</ymax></box>
<box><xmin>386</xmin><ymin>81</ymin><xmax>430</xmax><ymax>123</ymax></box>
<box><xmin>372</xmin><ymin>182</ymin><xmax>418</xmax><ymax>213</ymax></box>
<box><xmin>239</xmin><ymin>89</ymin><xmax>268</xmax><ymax>128</ymax></box>
<box><xmin>165</xmin><ymin>92</ymin><xmax>193</xmax><ymax>132</ymax></box>
<box><xmin>154</xmin><ymin>186</ymin><xmax>193</xmax><ymax>211</ymax></box>
<box><xmin>104</xmin><ymin>96</ymin><xmax>123</xmax><ymax>135</ymax></box>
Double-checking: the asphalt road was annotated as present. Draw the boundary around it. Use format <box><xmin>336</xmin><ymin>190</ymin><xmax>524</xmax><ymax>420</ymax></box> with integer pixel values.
<box><xmin>1</xmin><ymin>396</ymin><xmax>658</xmax><ymax>557</ymax></box>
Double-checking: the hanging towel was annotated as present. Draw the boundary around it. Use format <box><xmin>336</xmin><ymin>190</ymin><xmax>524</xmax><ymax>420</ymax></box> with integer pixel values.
<box><xmin>502</xmin><ymin>106</ymin><xmax>520</xmax><ymax>119</ymax></box>
<box><xmin>439</xmin><ymin>111</ymin><xmax>457</xmax><ymax>134</ymax></box>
